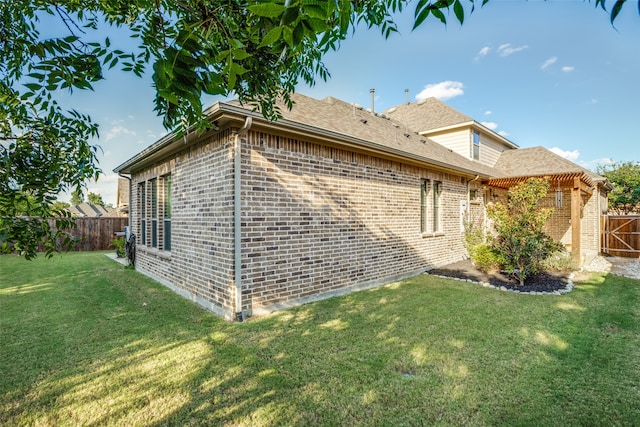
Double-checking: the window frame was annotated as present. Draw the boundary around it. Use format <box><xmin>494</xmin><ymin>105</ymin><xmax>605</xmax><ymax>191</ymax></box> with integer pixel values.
<box><xmin>432</xmin><ymin>181</ymin><xmax>442</xmax><ymax>233</ymax></box>
<box><xmin>139</xmin><ymin>182</ymin><xmax>147</xmax><ymax>245</ymax></box>
<box><xmin>150</xmin><ymin>178</ymin><xmax>158</xmax><ymax>248</ymax></box>
<box><xmin>420</xmin><ymin>179</ymin><xmax>429</xmax><ymax>233</ymax></box>
<box><xmin>472</xmin><ymin>130</ymin><xmax>480</xmax><ymax>161</ymax></box>
<box><xmin>420</xmin><ymin>179</ymin><xmax>443</xmax><ymax>235</ymax></box>
<box><xmin>162</xmin><ymin>174</ymin><xmax>172</xmax><ymax>251</ymax></box>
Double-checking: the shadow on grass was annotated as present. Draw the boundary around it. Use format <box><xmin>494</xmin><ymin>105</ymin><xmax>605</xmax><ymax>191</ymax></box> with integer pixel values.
<box><xmin>1</xmin><ymin>253</ymin><xmax>639</xmax><ymax>426</ymax></box>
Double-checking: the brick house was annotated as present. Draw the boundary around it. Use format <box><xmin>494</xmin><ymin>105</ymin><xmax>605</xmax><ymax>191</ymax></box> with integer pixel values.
<box><xmin>114</xmin><ymin>93</ymin><xmax>610</xmax><ymax>320</ymax></box>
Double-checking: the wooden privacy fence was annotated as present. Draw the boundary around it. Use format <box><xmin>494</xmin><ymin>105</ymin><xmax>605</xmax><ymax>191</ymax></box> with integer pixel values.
<box><xmin>602</xmin><ymin>215</ymin><xmax>640</xmax><ymax>258</ymax></box>
<box><xmin>46</xmin><ymin>217</ymin><xmax>128</xmax><ymax>252</ymax></box>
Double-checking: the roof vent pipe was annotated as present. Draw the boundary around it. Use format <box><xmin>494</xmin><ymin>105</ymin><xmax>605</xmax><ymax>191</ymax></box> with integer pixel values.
<box><xmin>405</xmin><ymin>88</ymin><xmax>409</xmax><ymax>104</ymax></box>
<box><xmin>370</xmin><ymin>88</ymin><xmax>375</xmax><ymax>114</ymax></box>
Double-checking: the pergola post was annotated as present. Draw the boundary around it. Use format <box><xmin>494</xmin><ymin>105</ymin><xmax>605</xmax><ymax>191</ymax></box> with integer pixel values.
<box><xmin>571</xmin><ymin>176</ymin><xmax>582</xmax><ymax>265</ymax></box>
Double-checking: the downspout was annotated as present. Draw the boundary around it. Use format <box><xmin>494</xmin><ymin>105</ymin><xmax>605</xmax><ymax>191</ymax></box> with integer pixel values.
<box><xmin>234</xmin><ymin>116</ymin><xmax>252</xmax><ymax>321</ymax></box>
<box><xmin>118</xmin><ymin>173</ymin><xmax>132</xmax><ymax>240</ymax></box>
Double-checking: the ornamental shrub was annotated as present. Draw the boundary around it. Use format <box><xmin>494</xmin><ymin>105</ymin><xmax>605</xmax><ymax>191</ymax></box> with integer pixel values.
<box><xmin>486</xmin><ymin>177</ymin><xmax>563</xmax><ymax>286</ymax></box>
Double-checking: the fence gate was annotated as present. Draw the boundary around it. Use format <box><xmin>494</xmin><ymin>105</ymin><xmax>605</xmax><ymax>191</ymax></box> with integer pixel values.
<box><xmin>603</xmin><ymin>215</ymin><xmax>640</xmax><ymax>258</ymax></box>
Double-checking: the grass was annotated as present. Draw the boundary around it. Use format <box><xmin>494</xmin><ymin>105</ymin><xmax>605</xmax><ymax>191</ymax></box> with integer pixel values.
<box><xmin>1</xmin><ymin>252</ymin><xmax>639</xmax><ymax>426</ymax></box>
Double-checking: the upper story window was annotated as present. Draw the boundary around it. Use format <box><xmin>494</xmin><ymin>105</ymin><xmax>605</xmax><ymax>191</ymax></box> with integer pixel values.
<box><xmin>472</xmin><ymin>130</ymin><xmax>480</xmax><ymax>160</ymax></box>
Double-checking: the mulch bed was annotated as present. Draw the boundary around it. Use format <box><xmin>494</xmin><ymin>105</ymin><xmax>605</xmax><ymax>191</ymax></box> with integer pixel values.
<box><xmin>427</xmin><ymin>259</ymin><xmax>570</xmax><ymax>293</ymax></box>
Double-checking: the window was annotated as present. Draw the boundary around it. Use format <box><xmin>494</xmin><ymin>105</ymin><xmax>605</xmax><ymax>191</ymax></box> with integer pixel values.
<box><xmin>472</xmin><ymin>130</ymin><xmax>480</xmax><ymax>160</ymax></box>
<box><xmin>150</xmin><ymin>178</ymin><xmax>158</xmax><ymax>248</ymax></box>
<box><xmin>433</xmin><ymin>181</ymin><xmax>442</xmax><ymax>232</ymax></box>
<box><xmin>420</xmin><ymin>179</ymin><xmax>443</xmax><ymax>234</ymax></box>
<box><xmin>420</xmin><ymin>180</ymin><xmax>428</xmax><ymax>233</ymax></box>
<box><xmin>163</xmin><ymin>174</ymin><xmax>172</xmax><ymax>251</ymax></box>
<box><xmin>139</xmin><ymin>182</ymin><xmax>146</xmax><ymax>245</ymax></box>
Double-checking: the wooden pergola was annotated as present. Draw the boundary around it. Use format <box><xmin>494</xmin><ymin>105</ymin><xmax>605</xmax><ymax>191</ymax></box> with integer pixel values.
<box><xmin>483</xmin><ymin>172</ymin><xmax>595</xmax><ymax>264</ymax></box>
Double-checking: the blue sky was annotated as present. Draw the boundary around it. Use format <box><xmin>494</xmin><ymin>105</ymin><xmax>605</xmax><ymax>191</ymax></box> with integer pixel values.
<box><xmin>49</xmin><ymin>1</ymin><xmax>639</xmax><ymax>205</ymax></box>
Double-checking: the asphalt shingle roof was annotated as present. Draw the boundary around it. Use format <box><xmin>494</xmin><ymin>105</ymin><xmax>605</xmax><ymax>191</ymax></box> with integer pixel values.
<box><xmin>494</xmin><ymin>146</ymin><xmax>605</xmax><ymax>182</ymax></box>
<box><xmin>230</xmin><ymin>93</ymin><xmax>499</xmax><ymax>178</ymax></box>
<box><xmin>117</xmin><ymin>93</ymin><xmax>608</xmax><ymax>189</ymax></box>
<box><xmin>382</xmin><ymin>97</ymin><xmax>473</xmax><ymax>132</ymax></box>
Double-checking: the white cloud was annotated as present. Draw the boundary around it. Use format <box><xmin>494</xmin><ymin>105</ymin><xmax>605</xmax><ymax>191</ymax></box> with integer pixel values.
<box><xmin>498</xmin><ymin>43</ymin><xmax>528</xmax><ymax>57</ymax></box>
<box><xmin>475</xmin><ymin>46</ymin><xmax>491</xmax><ymax>61</ymax></box>
<box><xmin>589</xmin><ymin>98</ymin><xmax>599</xmax><ymax>105</ymax></box>
<box><xmin>578</xmin><ymin>157</ymin><xmax>613</xmax><ymax>170</ymax></box>
<box><xmin>95</xmin><ymin>173</ymin><xmax>120</xmax><ymax>184</ymax></box>
<box><xmin>416</xmin><ymin>81</ymin><xmax>464</xmax><ymax>101</ymax></box>
<box><xmin>484</xmin><ymin>110</ymin><xmax>492</xmax><ymax>116</ymax></box>
<box><xmin>105</xmin><ymin>125</ymin><xmax>137</xmax><ymax>142</ymax></box>
<box><xmin>549</xmin><ymin>147</ymin><xmax>580</xmax><ymax>162</ymax></box>
<box><xmin>87</xmin><ymin>174</ymin><xmax>121</xmax><ymax>206</ymax></box>
<box><xmin>562</xmin><ymin>66</ymin><xmax>575</xmax><ymax>72</ymax></box>
<box><xmin>480</xmin><ymin>121</ymin><xmax>498</xmax><ymax>130</ymax></box>
<box><xmin>498</xmin><ymin>130</ymin><xmax>510</xmax><ymax>137</ymax></box>
<box><xmin>541</xmin><ymin>56</ymin><xmax>557</xmax><ymax>70</ymax></box>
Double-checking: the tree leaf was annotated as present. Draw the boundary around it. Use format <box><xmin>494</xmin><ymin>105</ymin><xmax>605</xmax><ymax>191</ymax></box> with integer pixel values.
<box><xmin>610</xmin><ymin>0</ymin><xmax>626</xmax><ymax>24</ymax></box>
<box><xmin>292</xmin><ymin>22</ymin><xmax>305</xmax><ymax>46</ymax></box>
<box><xmin>247</xmin><ymin>3</ymin><xmax>285</xmax><ymax>18</ymax></box>
<box><xmin>231</xmin><ymin>48</ymin><xmax>249</xmax><ymax>60</ymax></box>
<box><xmin>259</xmin><ymin>26</ymin><xmax>283</xmax><ymax>47</ymax></box>
<box><xmin>413</xmin><ymin>1</ymin><xmax>431</xmax><ymax>29</ymax></box>
<box><xmin>453</xmin><ymin>0</ymin><xmax>464</xmax><ymax>24</ymax></box>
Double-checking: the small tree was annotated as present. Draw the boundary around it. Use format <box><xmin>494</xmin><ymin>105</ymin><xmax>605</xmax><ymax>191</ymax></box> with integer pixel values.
<box><xmin>486</xmin><ymin>178</ymin><xmax>563</xmax><ymax>286</ymax></box>
<box><xmin>50</xmin><ymin>200</ymin><xmax>70</xmax><ymax>212</ymax></box>
<box><xmin>70</xmin><ymin>189</ymin><xmax>84</xmax><ymax>206</ymax></box>
<box><xmin>596</xmin><ymin>161</ymin><xmax>640</xmax><ymax>214</ymax></box>
<box><xmin>87</xmin><ymin>192</ymin><xmax>105</xmax><ymax>207</ymax></box>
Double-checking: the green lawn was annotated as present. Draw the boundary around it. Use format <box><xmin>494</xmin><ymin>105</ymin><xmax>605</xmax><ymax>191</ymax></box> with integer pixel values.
<box><xmin>1</xmin><ymin>252</ymin><xmax>639</xmax><ymax>426</ymax></box>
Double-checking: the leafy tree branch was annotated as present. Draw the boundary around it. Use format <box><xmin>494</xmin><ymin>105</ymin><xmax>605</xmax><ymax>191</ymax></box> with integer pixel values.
<box><xmin>1</xmin><ymin>0</ymin><xmax>636</xmax><ymax>258</ymax></box>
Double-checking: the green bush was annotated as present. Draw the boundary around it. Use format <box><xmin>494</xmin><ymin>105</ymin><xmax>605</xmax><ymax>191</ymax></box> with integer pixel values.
<box><xmin>540</xmin><ymin>249</ymin><xmax>577</xmax><ymax>273</ymax></box>
<box><xmin>471</xmin><ymin>243</ymin><xmax>503</xmax><ymax>273</ymax></box>
<box><xmin>463</xmin><ymin>220</ymin><xmax>485</xmax><ymax>250</ymax></box>
<box><xmin>112</xmin><ymin>237</ymin><xmax>125</xmax><ymax>258</ymax></box>
<box><xmin>463</xmin><ymin>220</ymin><xmax>502</xmax><ymax>273</ymax></box>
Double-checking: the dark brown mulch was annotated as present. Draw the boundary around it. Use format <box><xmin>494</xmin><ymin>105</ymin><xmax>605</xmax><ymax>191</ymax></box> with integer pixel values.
<box><xmin>427</xmin><ymin>259</ymin><xmax>570</xmax><ymax>293</ymax></box>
